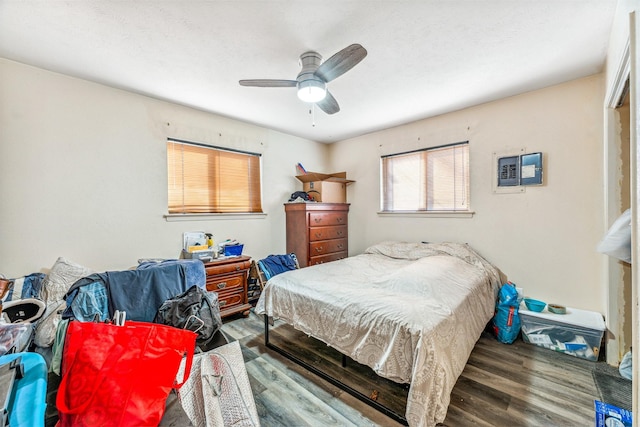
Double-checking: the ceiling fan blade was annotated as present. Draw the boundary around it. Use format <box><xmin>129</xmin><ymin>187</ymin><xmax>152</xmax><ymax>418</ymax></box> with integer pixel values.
<box><xmin>317</xmin><ymin>91</ymin><xmax>340</xmax><ymax>115</ymax></box>
<box><xmin>239</xmin><ymin>79</ymin><xmax>297</xmax><ymax>87</ymax></box>
<box><xmin>314</xmin><ymin>44</ymin><xmax>367</xmax><ymax>83</ymax></box>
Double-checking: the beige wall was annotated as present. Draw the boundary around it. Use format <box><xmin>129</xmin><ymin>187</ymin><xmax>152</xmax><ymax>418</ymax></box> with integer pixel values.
<box><xmin>0</xmin><ymin>59</ymin><xmax>329</xmax><ymax>276</ymax></box>
<box><xmin>0</xmin><ymin>59</ymin><xmax>608</xmax><ymax>314</ymax></box>
<box><xmin>330</xmin><ymin>75</ymin><xmax>606</xmax><ymax>313</ymax></box>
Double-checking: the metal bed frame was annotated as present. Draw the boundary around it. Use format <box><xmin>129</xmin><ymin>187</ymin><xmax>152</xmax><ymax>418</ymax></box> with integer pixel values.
<box><xmin>263</xmin><ymin>315</ymin><xmax>409</xmax><ymax>425</ymax></box>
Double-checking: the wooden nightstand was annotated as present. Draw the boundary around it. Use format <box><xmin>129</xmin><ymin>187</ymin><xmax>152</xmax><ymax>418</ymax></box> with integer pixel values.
<box><xmin>204</xmin><ymin>255</ymin><xmax>252</xmax><ymax>319</ymax></box>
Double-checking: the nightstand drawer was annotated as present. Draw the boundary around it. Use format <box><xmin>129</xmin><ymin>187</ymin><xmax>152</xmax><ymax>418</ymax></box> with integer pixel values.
<box><xmin>309</xmin><ymin>212</ymin><xmax>348</xmax><ymax>227</ymax></box>
<box><xmin>217</xmin><ymin>290</ymin><xmax>244</xmax><ymax>311</ymax></box>
<box><xmin>309</xmin><ymin>239</ymin><xmax>347</xmax><ymax>256</ymax></box>
<box><xmin>203</xmin><ymin>255</ymin><xmax>252</xmax><ymax>319</ymax></box>
<box><xmin>205</xmin><ymin>259</ymin><xmax>251</xmax><ymax>276</ymax></box>
<box><xmin>309</xmin><ymin>225</ymin><xmax>347</xmax><ymax>242</ymax></box>
<box><xmin>206</xmin><ymin>273</ymin><xmax>244</xmax><ymax>293</ymax></box>
<box><xmin>309</xmin><ymin>251</ymin><xmax>347</xmax><ymax>266</ymax></box>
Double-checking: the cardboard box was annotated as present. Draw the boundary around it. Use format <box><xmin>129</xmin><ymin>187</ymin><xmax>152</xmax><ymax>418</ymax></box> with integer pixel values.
<box><xmin>519</xmin><ymin>304</ymin><xmax>605</xmax><ymax>361</ymax></box>
<box><xmin>595</xmin><ymin>400</ymin><xmax>632</xmax><ymax>427</ymax></box>
<box><xmin>295</xmin><ymin>171</ymin><xmax>354</xmax><ymax>203</ymax></box>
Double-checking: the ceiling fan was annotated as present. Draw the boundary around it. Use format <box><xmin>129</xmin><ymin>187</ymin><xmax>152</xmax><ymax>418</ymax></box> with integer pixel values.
<box><xmin>239</xmin><ymin>44</ymin><xmax>367</xmax><ymax>115</ymax></box>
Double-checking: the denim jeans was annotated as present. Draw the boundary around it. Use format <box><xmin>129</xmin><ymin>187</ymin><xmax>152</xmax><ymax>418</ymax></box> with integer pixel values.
<box><xmin>69</xmin><ymin>281</ymin><xmax>109</xmax><ymax>321</ymax></box>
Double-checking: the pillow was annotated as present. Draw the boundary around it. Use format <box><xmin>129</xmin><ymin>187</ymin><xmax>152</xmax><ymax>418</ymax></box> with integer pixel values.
<box><xmin>34</xmin><ymin>300</ymin><xmax>66</xmax><ymax>348</ymax></box>
<box><xmin>41</xmin><ymin>257</ymin><xmax>93</xmax><ymax>304</ymax></box>
<box><xmin>35</xmin><ymin>258</ymin><xmax>93</xmax><ymax>348</ymax></box>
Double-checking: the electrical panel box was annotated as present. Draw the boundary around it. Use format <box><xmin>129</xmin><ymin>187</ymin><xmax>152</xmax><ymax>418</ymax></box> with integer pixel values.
<box><xmin>497</xmin><ymin>152</ymin><xmax>543</xmax><ymax>188</ymax></box>
<box><xmin>497</xmin><ymin>155</ymin><xmax>520</xmax><ymax>187</ymax></box>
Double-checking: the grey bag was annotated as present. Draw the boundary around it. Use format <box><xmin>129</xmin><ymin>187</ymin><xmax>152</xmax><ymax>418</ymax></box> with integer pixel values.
<box><xmin>154</xmin><ymin>285</ymin><xmax>222</xmax><ymax>352</ymax></box>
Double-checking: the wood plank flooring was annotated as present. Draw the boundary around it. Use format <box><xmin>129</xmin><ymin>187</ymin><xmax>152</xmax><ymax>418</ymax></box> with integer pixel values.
<box><xmin>222</xmin><ymin>310</ymin><xmax>603</xmax><ymax>427</ymax></box>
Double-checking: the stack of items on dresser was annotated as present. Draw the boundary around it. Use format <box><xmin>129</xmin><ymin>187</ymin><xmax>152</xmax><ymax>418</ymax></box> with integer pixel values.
<box><xmin>182</xmin><ymin>231</ymin><xmax>245</xmax><ymax>262</ymax></box>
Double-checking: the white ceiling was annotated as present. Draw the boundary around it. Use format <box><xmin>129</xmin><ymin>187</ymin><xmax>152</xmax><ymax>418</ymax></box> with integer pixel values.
<box><xmin>0</xmin><ymin>1</ymin><xmax>618</xmax><ymax>143</ymax></box>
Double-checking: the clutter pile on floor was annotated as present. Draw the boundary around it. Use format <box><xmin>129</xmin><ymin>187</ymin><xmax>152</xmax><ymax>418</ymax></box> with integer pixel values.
<box><xmin>0</xmin><ymin>257</ymin><xmax>259</xmax><ymax>427</ymax></box>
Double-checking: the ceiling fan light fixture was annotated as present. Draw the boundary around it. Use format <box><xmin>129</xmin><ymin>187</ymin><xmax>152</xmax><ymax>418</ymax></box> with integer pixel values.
<box><xmin>297</xmin><ymin>79</ymin><xmax>326</xmax><ymax>103</ymax></box>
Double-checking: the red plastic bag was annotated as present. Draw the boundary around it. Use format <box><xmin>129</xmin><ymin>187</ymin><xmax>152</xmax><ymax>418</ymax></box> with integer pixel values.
<box><xmin>56</xmin><ymin>320</ymin><xmax>196</xmax><ymax>427</ymax></box>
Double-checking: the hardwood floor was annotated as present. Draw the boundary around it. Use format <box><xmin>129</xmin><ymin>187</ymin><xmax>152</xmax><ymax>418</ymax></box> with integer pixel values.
<box><xmin>221</xmin><ymin>310</ymin><xmax>603</xmax><ymax>427</ymax></box>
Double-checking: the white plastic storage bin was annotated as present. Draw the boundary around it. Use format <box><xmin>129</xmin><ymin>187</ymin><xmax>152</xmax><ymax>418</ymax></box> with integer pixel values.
<box><xmin>519</xmin><ymin>304</ymin><xmax>606</xmax><ymax>361</ymax></box>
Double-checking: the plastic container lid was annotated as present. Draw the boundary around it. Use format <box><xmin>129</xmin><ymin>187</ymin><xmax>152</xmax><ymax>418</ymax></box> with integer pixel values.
<box><xmin>519</xmin><ymin>302</ymin><xmax>605</xmax><ymax>331</ymax></box>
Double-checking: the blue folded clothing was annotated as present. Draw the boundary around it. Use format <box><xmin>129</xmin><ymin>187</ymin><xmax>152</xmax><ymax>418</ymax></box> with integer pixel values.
<box><xmin>258</xmin><ymin>254</ymin><xmax>298</xmax><ymax>280</ymax></box>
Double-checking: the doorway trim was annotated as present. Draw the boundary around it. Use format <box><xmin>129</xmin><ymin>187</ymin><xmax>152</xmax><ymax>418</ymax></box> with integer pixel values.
<box><xmin>603</xmin><ymin>37</ymin><xmax>630</xmax><ymax>367</ymax></box>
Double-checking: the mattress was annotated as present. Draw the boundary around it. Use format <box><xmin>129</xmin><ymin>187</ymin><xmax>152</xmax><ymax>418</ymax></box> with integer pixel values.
<box><xmin>255</xmin><ymin>241</ymin><xmax>501</xmax><ymax>427</ymax></box>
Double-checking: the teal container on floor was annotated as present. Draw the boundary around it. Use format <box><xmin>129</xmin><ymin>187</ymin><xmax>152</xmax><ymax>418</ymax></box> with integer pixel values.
<box><xmin>0</xmin><ymin>352</ymin><xmax>47</xmax><ymax>427</ymax></box>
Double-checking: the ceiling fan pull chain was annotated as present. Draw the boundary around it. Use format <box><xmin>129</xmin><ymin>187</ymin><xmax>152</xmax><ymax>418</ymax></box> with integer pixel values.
<box><xmin>310</xmin><ymin>104</ymin><xmax>316</xmax><ymax>127</ymax></box>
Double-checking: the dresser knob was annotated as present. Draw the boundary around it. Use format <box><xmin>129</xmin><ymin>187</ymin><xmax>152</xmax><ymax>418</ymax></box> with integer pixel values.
<box><xmin>217</xmin><ymin>282</ymin><xmax>227</xmax><ymax>289</ymax></box>
<box><xmin>315</xmin><ymin>247</ymin><xmax>323</xmax><ymax>252</ymax></box>
<box><xmin>219</xmin><ymin>300</ymin><xmax>227</xmax><ymax>307</ymax></box>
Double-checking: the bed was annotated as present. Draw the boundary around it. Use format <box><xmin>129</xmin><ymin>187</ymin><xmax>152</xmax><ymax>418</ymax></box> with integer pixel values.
<box><xmin>255</xmin><ymin>241</ymin><xmax>502</xmax><ymax>427</ymax></box>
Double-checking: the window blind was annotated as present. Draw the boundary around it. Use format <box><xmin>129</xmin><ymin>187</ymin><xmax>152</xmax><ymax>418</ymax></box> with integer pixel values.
<box><xmin>167</xmin><ymin>140</ymin><xmax>262</xmax><ymax>214</ymax></box>
<box><xmin>381</xmin><ymin>142</ymin><xmax>469</xmax><ymax>211</ymax></box>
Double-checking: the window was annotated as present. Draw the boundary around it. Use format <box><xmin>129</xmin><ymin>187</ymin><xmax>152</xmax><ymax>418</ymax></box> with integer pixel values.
<box><xmin>167</xmin><ymin>138</ymin><xmax>262</xmax><ymax>214</ymax></box>
<box><xmin>381</xmin><ymin>141</ymin><xmax>469</xmax><ymax>212</ymax></box>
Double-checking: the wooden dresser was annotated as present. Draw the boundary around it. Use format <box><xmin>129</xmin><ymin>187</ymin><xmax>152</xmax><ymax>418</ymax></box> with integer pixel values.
<box><xmin>285</xmin><ymin>203</ymin><xmax>349</xmax><ymax>267</ymax></box>
<box><xmin>204</xmin><ymin>255</ymin><xmax>252</xmax><ymax>319</ymax></box>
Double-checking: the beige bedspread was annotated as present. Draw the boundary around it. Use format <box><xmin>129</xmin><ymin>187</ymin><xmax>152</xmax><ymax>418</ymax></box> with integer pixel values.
<box><xmin>255</xmin><ymin>241</ymin><xmax>501</xmax><ymax>427</ymax></box>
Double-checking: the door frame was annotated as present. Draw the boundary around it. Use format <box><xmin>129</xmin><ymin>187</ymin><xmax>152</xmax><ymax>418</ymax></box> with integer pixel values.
<box><xmin>603</xmin><ymin>37</ymin><xmax>629</xmax><ymax>367</ymax></box>
<box><xmin>628</xmin><ymin>11</ymin><xmax>638</xmax><ymax>423</ymax></box>
<box><xmin>604</xmin><ymin>12</ymin><xmax>637</xmax><ymax>423</ymax></box>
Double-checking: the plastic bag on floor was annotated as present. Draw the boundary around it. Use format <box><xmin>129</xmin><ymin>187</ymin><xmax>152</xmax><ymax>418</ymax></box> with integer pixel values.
<box><xmin>597</xmin><ymin>209</ymin><xmax>632</xmax><ymax>263</ymax></box>
<box><xmin>493</xmin><ymin>282</ymin><xmax>522</xmax><ymax>344</ymax></box>
<box><xmin>177</xmin><ymin>341</ymin><xmax>260</xmax><ymax>427</ymax></box>
<box><xmin>619</xmin><ymin>350</ymin><xmax>632</xmax><ymax>380</ymax></box>
<box><xmin>0</xmin><ymin>323</ymin><xmax>33</xmax><ymax>355</ymax></box>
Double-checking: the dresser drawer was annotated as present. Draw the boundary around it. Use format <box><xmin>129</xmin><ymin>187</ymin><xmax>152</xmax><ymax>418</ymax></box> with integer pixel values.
<box><xmin>309</xmin><ymin>238</ymin><xmax>347</xmax><ymax>256</ymax></box>
<box><xmin>309</xmin><ymin>212</ymin><xmax>348</xmax><ymax>227</ymax></box>
<box><xmin>309</xmin><ymin>225</ymin><xmax>347</xmax><ymax>242</ymax></box>
<box><xmin>217</xmin><ymin>289</ymin><xmax>244</xmax><ymax>311</ymax></box>
<box><xmin>206</xmin><ymin>273</ymin><xmax>244</xmax><ymax>293</ymax></box>
<box><xmin>309</xmin><ymin>251</ymin><xmax>347</xmax><ymax>266</ymax></box>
